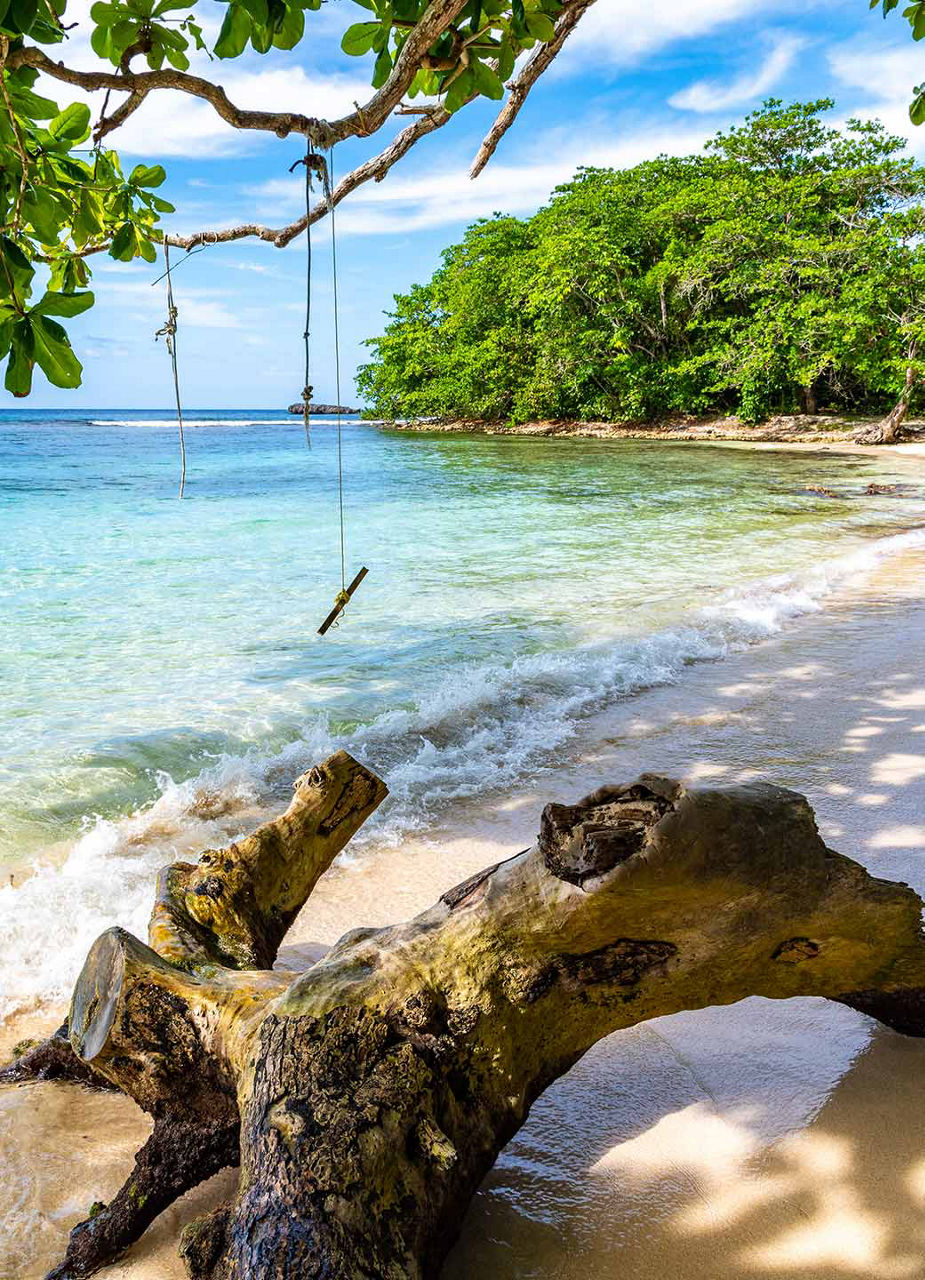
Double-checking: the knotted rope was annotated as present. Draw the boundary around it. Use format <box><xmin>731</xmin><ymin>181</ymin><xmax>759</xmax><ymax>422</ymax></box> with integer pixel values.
<box><xmin>155</xmin><ymin>240</ymin><xmax>186</xmax><ymax>499</ymax></box>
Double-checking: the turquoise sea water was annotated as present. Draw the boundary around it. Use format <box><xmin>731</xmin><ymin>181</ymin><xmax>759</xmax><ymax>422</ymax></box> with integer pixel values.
<box><xmin>1</xmin><ymin>408</ymin><xmax>924</xmax><ymax>1019</ymax></box>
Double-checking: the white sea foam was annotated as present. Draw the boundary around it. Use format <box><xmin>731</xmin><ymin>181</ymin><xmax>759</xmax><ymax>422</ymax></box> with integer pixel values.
<box><xmin>87</xmin><ymin>418</ymin><xmax>297</xmax><ymax>427</ymax></box>
<box><xmin>2</xmin><ymin>526</ymin><xmax>924</xmax><ymax>1024</ymax></box>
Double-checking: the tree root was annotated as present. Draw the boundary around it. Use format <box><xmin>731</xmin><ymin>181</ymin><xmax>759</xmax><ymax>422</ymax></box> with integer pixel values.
<box><xmin>45</xmin><ymin>1117</ymin><xmax>239</xmax><ymax>1280</ymax></box>
<box><xmin>0</xmin><ymin>1022</ymin><xmax>113</xmax><ymax>1090</ymax></box>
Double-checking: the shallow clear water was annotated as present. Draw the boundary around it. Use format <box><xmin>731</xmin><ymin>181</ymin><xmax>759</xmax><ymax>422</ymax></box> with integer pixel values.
<box><xmin>1</xmin><ymin>408</ymin><xmax>923</xmax><ymax>1019</ymax></box>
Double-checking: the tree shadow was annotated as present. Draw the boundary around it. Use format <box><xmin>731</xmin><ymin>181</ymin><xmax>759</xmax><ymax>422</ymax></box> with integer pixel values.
<box><xmin>444</xmin><ymin>1019</ymin><xmax>925</xmax><ymax>1280</ymax></box>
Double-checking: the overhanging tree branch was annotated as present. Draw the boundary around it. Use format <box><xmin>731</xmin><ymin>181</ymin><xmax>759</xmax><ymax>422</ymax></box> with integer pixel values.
<box><xmin>0</xmin><ymin>0</ymin><xmax>582</xmax><ymax>393</ymax></box>
<box><xmin>8</xmin><ymin>0</ymin><xmax>470</xmax><ymax>149</ymax></box>
<box><xmin>7</xmin><ymin>46</ymin><xmax>322</xmax><ymax>141</ymax></box>
<box><xmin>167</xmin><ymin>104</ymin><xmax>457</xmax><ymax>250</ymax></box>
<box><xmin>470</xmin><ymin>0</ymin><xmax>598</xmax><ymax>178</ymax></box>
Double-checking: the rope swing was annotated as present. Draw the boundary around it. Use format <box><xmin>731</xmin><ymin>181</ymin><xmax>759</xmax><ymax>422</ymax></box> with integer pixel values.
<box><xmin>155</xmin><ymin>240</ymin><xmax>187</xmax><ymax>500</ymax></box>
<box><xmin>145</xmin><ymin>143</ymin><xmax>366</xmax><ymax>630</ymax></box>
<box><xmin>311</xmin><ymin>142</ymin><xmax>368</xmax><ymax>636</ymax></box>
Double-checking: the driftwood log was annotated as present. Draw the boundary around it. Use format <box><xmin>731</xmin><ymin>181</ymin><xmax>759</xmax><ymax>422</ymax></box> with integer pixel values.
<box><xmin>5</xmin><ymin>751</ymin><xmax>925</xmax><ymax>1280</ymax></box>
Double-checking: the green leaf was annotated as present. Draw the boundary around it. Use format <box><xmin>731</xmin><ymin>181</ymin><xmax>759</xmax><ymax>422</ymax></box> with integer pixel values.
<box><xmin>444</xmin><ymin>66</ymin><xmax>475</xmax><ymax>113</ymax></box>
<box><xmin>911</xmin><ymin>85</ymin><xmax>925</xmax><ymax>124</ymax></box>
<box><xmin>48</xmin><ymin>103</ymin><xmax>91</xmax><ymax>143</ymax></box>
<box><xmin>8</xmin><ymin>86</ymin><xmax>59</xmax><ymax>119</ymax></box>
<box><xmin>471</xmin><ymin>57</ymin><xmax>504</xmax><ymax>99</ymax></box>
<box><xmin>272</xmin><ymin>0</ymin><xmax>303</xmax><ymax>46</ymax></box>
<box><xmin>129</xmin><ymin>163</ymin><xmax>167</xmax><ymax>188</ymax></box>
<box><xmin>33</xmin><ymin>290</ymin><xmax>95</xmax><ymax>318</ymax></box>
<box><xmin>21</xmin><ymin>188</ymin><xmax>60</xmax><ymax>244</ymax></box>
<box><xmin>9</xmin><ymin>0</ymin><xmax>38</xmax><ymax>34</ymax></box>
<box><xmin>250</xmin><ymin>19</ymin><xmax>273</xmax><ymax>50</ymax></box>
<box><xmin>0</xmin><ymin>319</ymin><xmax>12</xmax><ymax>362</ymax></box>
<box><xmin>214</xmin><ymin>3</ymin><xmax>251</xmax><ymax>57</ymax></box>
<box><xmin>90</xmin><ymin>22</ymin><xmax>114</xmax><ymax>58</ymax></box>
<box><xmin>164</xmin><ymin>44</ymin><xmax>191</xmax><ymax>69</ymax></box>
<box><xmin>185</xmin><ymin>19</ymin><xmax>207</xmax><ymax>49</ymax></box>
<box><xmin>497</xmin><ymin>35</ymin><xmax>515</xmax><ymax>79</ymax></box>
<box><xmin>0</xmin><ymin>236</ymin><xmax>35</xmax><ymax>296</ymax></box>
<box><xmin>32</xmin><ymin>316</ymin><xmax>83</xmax><ymax>388</ymax></box>
<box><xmin>341</xmin><ymin>20</ymin><xmax>379</xmax><ymax>53</ymax></box>
<box><xmin>5</xmin><ymin>321</ymin><xmax>34</xmax><ymax>397</ymax></box>
<box><xmin>371</xmin><ymin>44</ymin><xmax>391</xmax><ymax>87</ymax></box>
<box><xmin>524</xmin><ymin>9</ymin><xmax>554</xmax><ymax>40</ymax></box>
<box><xmin>89</xmin><ymin>2</ymin><xmax>121</xmax><ymax>22</ymax></box>
<box><xmin>109</xmin><ymin>221</ymin><xmax>137</xmax><ymax>261</ymax></box>
<box><xmin>238</xmin><ymin>0</ymin><xmax>267</xmax><ymax>23</ymax></box>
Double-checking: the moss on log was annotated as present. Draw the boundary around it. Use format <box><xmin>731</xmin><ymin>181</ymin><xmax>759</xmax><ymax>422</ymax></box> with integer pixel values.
<box><xmin>7</xmin><ymin>761</ymin><xmax>925</xmax><ymax>1280</ymax></box>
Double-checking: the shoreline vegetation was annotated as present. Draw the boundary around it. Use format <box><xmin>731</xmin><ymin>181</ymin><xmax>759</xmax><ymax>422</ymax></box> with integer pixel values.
<box><xmin>358</xmin><ymin>102</ymin><xmax>925</xmax><ymax>447</ymax></box>
<box><xmin>372</xmin><ymin>411</ymin><xmax>925</xmax><ymax>451</ymax></box>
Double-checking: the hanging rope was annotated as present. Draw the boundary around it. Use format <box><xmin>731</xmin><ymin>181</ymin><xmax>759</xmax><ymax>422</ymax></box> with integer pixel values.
<box><xmin>290</xmin><ymin>142</ymin><xmax>316</xmax><ymax>448</ymax></box>
<box><xmin>330</xmin><ymin>143</ymin><xmax>346</xmax><ymax>596</ymax></box>
<box><xmin>317</xmin><ymin>142</ymin><xmax>368</xmax><ymax>637</ymax></box>
<box><xmin>155</xmin><ymin>241</ymin><xmax>186</xmax><ymax>499</ymax></box>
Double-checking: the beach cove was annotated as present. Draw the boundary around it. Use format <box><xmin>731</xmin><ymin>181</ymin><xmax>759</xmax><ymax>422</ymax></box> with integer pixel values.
<box><xmin>1</xmin><ymin>413</ymin><xmax>925</xmax><ymax>1279</ymax></box>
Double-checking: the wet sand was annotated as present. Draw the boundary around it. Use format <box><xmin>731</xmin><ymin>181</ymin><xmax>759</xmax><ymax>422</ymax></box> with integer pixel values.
<box><xmin>2</xmin><ymin>552</ymin><xmax>925</xmax><ymax>1280</ymax></box>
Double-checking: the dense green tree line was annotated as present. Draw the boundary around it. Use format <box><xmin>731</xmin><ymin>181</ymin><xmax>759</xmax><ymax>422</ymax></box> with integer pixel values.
<box><xmin>357</xmin><ymin>101</ymin><xmax>925</xmax><ymax>432</ymax></box>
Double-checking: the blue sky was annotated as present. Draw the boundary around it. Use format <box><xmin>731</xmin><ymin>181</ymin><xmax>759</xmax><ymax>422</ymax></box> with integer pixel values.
<box><xmin>10</xmin><ymin>0</ymin><xmax>925</xmax><ymax>409</ymax></box>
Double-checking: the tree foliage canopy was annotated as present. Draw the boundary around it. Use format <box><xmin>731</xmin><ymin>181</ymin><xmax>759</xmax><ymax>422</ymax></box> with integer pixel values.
<box><xmin>357</xmin><ymin>101</ymin><xmax>925</xmax><ymax>424</ymax></box>
<box><xmin>0</xmin><ymin>0</ymin><xmax>585</xmax><ymax>397</ymax></box>
<box><xmin>0</xmin><ymin>1</ymin><xmax>923</xmax><ymax>400</ymax></box>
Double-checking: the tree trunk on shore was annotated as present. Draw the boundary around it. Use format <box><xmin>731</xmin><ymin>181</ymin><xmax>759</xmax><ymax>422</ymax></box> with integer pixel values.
<box><xmin>856</xmin><ymin>360</ymin><xmax>918</xmax><ymax>443</ymax></box>
<box><xmin>8</xmin><ymin>756</ymin><xmax>925</xmax><ymax>1280</ymax></box>
<box><xmin>799</xmin><ymin>383</ymin><xmax>818</xmax><ymax>415</ymax></box>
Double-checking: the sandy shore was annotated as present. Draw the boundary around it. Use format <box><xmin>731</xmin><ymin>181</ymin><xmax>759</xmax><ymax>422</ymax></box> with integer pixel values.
<box><xmin>378</xmin><ymin>411</ymin><xmax>925</xmax><ymax>452</ymax></box>
<box><xmin>3</xmin><ymin>550</ymin><xmax>925</xmax><ymax>1280</ymax></box>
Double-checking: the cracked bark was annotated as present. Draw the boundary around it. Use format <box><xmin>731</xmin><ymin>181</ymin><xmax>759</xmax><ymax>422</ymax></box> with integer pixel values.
<box><xmin>10</xmin><ymin>762</ymin><xmax>925</xmax><ymax>1280</ymax></box>
<box><xmin>1</xmin><ymin>750</ymin><xmax>386</xmax><ymax>1280</ymax></box>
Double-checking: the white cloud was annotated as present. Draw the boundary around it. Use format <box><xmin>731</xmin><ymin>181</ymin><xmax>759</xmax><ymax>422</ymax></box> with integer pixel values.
<box><xmin>177</xmin><ymin>297</ymin><xmax>243</xmax><ymax>329</ymax></box>
<box><xmin>556</xmin><ymin>0</ymin><xmax>790</xmax><ymax>73</ymax></box>
<box><xmin>248</xmin><ymin>121</ymin><xmax>713</xmax><ymax>236</ymax></box>
<box><xmin>669</xmin><ymin>32</ymin><xmax>806</xmax><ymax>112</ymax></box>
<box><xmin>94</xmin><ymin>278</ymin><xmax>244</xmax><ymax>328</ymax></box>
<box><xmin>828</xmin><ymin>40</ymin><xmax>922</xmax><ymax>155</ymax></box>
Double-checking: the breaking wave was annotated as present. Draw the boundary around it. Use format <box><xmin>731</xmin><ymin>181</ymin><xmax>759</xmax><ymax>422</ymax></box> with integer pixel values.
<box><xmin>86</xmin><ymin>418</ymin><xmax>298</xmax><ymax>428</ymax></box>
<box><xmin>2</xmin><ymin>525</ymin><xmax>924</xmax><ymax>1024</ymax></box>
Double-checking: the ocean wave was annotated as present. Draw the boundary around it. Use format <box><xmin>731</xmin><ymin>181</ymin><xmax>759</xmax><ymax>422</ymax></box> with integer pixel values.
<box><xmin>2</xmin><ymin>525</ymin><xmax>924</xmax><ymax>1024</ymax></box>
<box><xmin>86</xmin><ymin>418</ymin><xmax>297</xmax><ymax>428</ymax></box>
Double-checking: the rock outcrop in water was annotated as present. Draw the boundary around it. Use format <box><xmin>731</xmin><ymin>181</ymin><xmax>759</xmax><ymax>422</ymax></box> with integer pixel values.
<box><xmin>6</xmin><ymin>754</ymin><xmax>925</xmax><ymax>1280</ymax></box>
<box><xmin>287</xmin><ymin>402</ymin><xmax>360</xmax><ymax>415</ymax></box>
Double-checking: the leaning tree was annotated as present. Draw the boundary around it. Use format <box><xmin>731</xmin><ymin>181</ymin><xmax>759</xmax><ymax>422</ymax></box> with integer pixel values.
<box><xmin>0</xmin><ymin>0</ymin><xmax>599</xmax><ymax>395</ymax></box>
<box><xmin>6</xmin><ymin>750</ymin><xmax>925</xmax><ymax>1279</ymax></box>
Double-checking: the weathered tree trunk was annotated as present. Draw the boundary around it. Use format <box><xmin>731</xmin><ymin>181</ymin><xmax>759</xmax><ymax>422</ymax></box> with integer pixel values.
<box><xmin>8</xmin><ymin>759</ymin><xmax>925</xmax><ymax>1280</ymax></box>
<box><xmin>5</xmin><ymin>750</ymin><xmax>388</xmax><ymax>1280</ymax></box>
<box><xmin>856</xmin><ymin>361</ymin><xmax>918</xmax><ymax>443</ymax></box>
<box><xmin>799</xmin><ymin>383</ymin><xmax>818</xmax><ymax>415</ymax></box>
